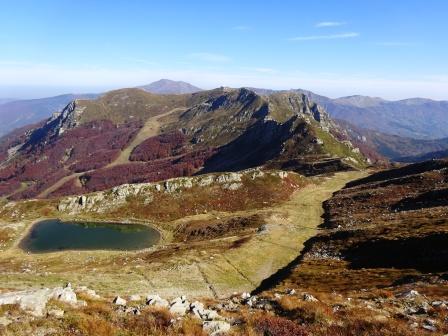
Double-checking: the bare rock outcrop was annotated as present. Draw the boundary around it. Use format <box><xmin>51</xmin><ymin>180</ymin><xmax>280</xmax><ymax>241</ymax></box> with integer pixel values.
<box><xmin>57</xmin><ymin>169</ymin><xmax>288</xmax><ymax>215</ymax></box>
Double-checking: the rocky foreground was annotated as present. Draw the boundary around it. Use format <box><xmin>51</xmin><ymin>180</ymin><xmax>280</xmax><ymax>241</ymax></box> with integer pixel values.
<box><xmin>1</xmin><ymin>279</ymin><xmax>448</xmax><ymax>335</ymax></box>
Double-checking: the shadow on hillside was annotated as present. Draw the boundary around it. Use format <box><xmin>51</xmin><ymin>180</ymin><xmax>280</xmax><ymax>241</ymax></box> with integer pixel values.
<box><xmin>344</xmin><ymin>233</ymin><xmax>448</xmax><ymax>273</ymax></box>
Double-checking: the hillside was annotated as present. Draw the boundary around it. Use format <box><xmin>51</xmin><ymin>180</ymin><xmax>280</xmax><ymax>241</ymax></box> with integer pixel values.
<box><xmin>1</xmin><ymin>159</ymin><xmax>446</xmax><ymax>335</ymax></box>
<box><xmin>0</xmin><ymin>87</ymin><xmax>366</xmax><ymax>200</ymax></box>
<box><xmin>139</xmin><ymin>79</ymin><xmax>202</xmax><ymax>94</ymax></box>
<box><xmin>0</xmin><ymin>93</ymin><xmax>98</xmax><ymax>137</ymax></box>
<box><xmin>250</xmin><ymin>159</ymin><xmax>448</xmax><ymax>335</ymax></box>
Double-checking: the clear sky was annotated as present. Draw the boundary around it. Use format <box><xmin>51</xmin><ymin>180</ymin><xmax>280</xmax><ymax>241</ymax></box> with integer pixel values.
<box><xmin>1</xmin><ymin>0</ymin><xmax>447</xmax><ymax>99</ymax></box>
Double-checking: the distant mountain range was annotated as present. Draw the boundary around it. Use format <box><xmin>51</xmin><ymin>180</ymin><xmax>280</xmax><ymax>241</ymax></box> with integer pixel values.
<box><xmin>0</xmin><ymin>94</ymin><xmax>99</xmax><ymax>137</ymax></box>
<box><xmin>319</xmin><ymin>95</ymin><xmax>448</xmax><ymax>140</ymax></box>
<box><xmin>395</xmin><ymin>148</ymin><xmax>448</xmax><ymax>163</ymax></box>
<box><xmin>0</xmin><ymin>79</ymin><xmax>447</xmax><ymax>163</ymax></box>
<box><xmin>251</xmin><ymin>88</ymin><xmax>448</xmax><ymax>140</ymax></box>
<box><xmin>138</xmin><ymin>79</ymin><xmax>202</xmax><ymax>94</ymax></box>
<box><xmin>337</xmin><ymin>119</ymin><xmax>448</xmax><ymax>162</ymax></box>
<box><xmin>0</xmin><ymin>80</ymin><xmax>202</xmax><ymax>137</ymax></box>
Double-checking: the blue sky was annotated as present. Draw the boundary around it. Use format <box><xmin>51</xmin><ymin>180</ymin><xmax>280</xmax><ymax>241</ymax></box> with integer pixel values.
<box><xmin>0</xmin><ymin>0</ymin><xmax>447</xmax><ymax>99</ymax></box>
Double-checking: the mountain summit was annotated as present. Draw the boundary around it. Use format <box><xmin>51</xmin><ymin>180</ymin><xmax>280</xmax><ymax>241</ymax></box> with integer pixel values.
<box><xmin>138</xmin><ymin>79</ymin><xmax>202</xmax><ymax>94</ymax></box>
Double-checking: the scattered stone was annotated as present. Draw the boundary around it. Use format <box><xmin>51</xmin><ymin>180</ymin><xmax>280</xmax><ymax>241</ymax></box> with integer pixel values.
<box><xmin>246</xmin><ymin>296</ymin><xmax>257</xmax><ymax>307</ymax></box>
<box><xmin>303</xmin><ymin>293</ymin><xmax>318</xmax><ymax>302</ymax></box>
<box><xmin>241</xmin><ymin>292</ymin><xmax>251</xmax><ymax>300</ymax></box>
<box><xmin>286</xmin><ymin>289</ymin><xmax>296</xmax><ymax>295</ymax></box>
<box><xmin>190</xmin><ymin>300</ymin><xmax>205</xmax><ymax>318</ymax></box>
<box><xmin>399</xmin><ymin>290</ymin><xmax>420</xmax><ymax>299</ymax></box>
<box><xmin>203</xmin><ymin>320</ymin><xmax>231</xmax><ymax>335</ymax></box>
<box><xmin>0</xmin><ymin>286</ymin><xmax>79</xmax><ymax>317</ymax></box>
<box><xmin>169</xmin><ymin>296</ymin><xmax>190</xmax><ymax>316</ymax></box>
<box><xmin>146</xmin><ymin>294</ymin><xmax>169</xmax><ymax>308</ymax></box>
<box><xmin>422</xmin><ymin>318</ymin><xmax>437</xmax><ymax>332</ymax></box>
<box><xmin>409</xmin><ymin>321</ymin><xmax>419</xmax><ymax>329</ymax></box>
<box><xmin>113</xmin><ymin>296</ymin><xmax>126</xmax><ymax>306</ymax></box>
<box><xmin>53</xmin><ymin>287</ymin><xmax>77</xmax><ymax>305</ymax></box>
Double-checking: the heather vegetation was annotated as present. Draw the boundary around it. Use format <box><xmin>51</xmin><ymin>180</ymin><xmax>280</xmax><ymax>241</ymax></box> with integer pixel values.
<box><xmin>129</xmin><ymin>131</ymin><xmax>187</xmax><ymax>162</ymax></box>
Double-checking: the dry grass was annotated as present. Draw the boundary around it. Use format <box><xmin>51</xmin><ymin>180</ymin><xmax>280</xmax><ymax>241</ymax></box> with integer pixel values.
<box><xmin>278</xmin><ymin>296</ymin><xmax>334</xmax><ymax>325</ymax></box>
<box><xmin>244</xmin><ymin>311</ymin><xmax>309</xmax><ymax>336</ymax></box>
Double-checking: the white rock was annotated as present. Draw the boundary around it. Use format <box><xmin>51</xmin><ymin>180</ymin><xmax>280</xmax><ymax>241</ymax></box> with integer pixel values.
<box><xmin>223</xmin><ymin>182</ymin><xmax>242</xmax><ymax>190</ymax></box>
<box><xmin>198</xmin><ymin>175</ymin><xmax>214</xmax><ymax>187</ymax></box>
<box><xmin>190</xmin><ymin>301</ymin><xmax>205</xmax><ymax>311</ymax></box>
<box><xmin>53</xmin><ymin>287</ymin><xmax>77</xmax><ymax>305</ymax></box>
<box><xmin>201</xmin><ymin>309</ymin><xmax>220</xmax><ymax>321</ymax></box>
<box><xmin>113</xmin><ymin>296</ymin><xmax>126</xmax><ymax>306</ymax></box>
<box><xmin>400</xmin><ymin>290</ymin><xmax>420</xmax><ymax>299</ymax></box>
<box><xmin>203</xmin><ymin>320</ymin><xmax>231</xmax><ymax>335</ymax></box>
<box><xmin>216</xmin><ymin>173</ymin><xmax>242</xmax><ymax>184</ymax></box>
<box><xmin>169</xmin><ymin>302</ymin><xmax>188</xmax><ymax>316</ymax></box>
<box><xmin>241</xmin><ymin>292</ymin><xmax>251</xmax><ymax>300</ymax></box>
<box><xmin>0</xmin><ymin>286</ymin><xmax>79</xmax><ymax>317</ymax></box>
<box><xmin>303</xmin><ymin>293</ymin><xmax>318</xmax><ymax>302</ymax></box>
<box><xmin>47</xmin><ymin>309</ymin><xmax>64</xmax><ymax>318</ymax></box>
<box><xmin>146</xmin><ymin>294</ymin><xmax>169</xmax><ymax>308</ymax></box>
<box><xmin>286</xmin><ymin>289</ymin><xmax>296</xmax><ymax>295</ymax></box>
<box><xmin>278</xmin><ymin>171</ymin><xmax>288</xmax><ymax>179</ymax></box>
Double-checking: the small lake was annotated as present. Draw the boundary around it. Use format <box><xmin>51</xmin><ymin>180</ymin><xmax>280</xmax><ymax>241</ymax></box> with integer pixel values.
<box><xmin>20</xmin><ymin>219</ymin><xmax>160</xmax><ymax>253</ymax></box>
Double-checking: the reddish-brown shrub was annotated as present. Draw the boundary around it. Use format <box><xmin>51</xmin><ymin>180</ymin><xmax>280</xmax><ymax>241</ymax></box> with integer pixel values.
<box><xmin>0</xmin><ymin>120</ymin><xmax>141</xmax><ymax>198</ymax></box>
<box><xmin>130</xmin><ymin>131</ymin><xmax>186</xmax><ymax>162</ymax></box>
<box><xmin>254</xmin><ymin>315</ymin><xmax>308</xmax><ymax>336</ymax></box>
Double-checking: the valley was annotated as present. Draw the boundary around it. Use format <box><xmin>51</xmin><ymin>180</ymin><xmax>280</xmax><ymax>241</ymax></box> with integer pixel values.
<box><xmin>0</xmin><ymin>84</ymin><xmax>445</xmax><ymax>335</ymax></box>
<box><xmin>0</xmin><ymin>169</ymin><xmax>365</xmax><ymax>295</ymax></box>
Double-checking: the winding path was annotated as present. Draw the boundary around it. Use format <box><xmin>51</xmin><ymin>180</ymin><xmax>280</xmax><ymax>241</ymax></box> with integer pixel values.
<box><xmin>37</xmin><ymin>107</ymin><xmax>185</xmax><ymax>198</ymax></box>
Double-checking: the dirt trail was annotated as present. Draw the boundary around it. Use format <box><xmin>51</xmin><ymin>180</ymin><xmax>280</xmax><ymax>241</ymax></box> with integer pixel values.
<box><xmin>105</xmin><ymin>107</ymin><xmax>185</xmax><ymax>167</ymax></box>
<box><xmin>0</xmin><ymin>170</ymin><xmax>368</xmax><ymax>297</ymax></box>
<box><xmin>197</xmin><ymin>170</ymin><xmax>368</xmax><ymax>297</ymax></box>
<box><xmin>37</xmin><ymin>172</ymin><xmax>84</xmax><ymax>199</ymax></box>
<box><xmin>37</xmin><ymin>107</ymin><xmax>185</xmax><ymax>199</ymax></box>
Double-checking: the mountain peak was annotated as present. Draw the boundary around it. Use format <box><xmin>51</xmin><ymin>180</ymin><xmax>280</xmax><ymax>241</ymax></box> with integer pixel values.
<box><xmin>138</xmin><ymin>79</ymin><xmax>202</xmax><ymax>94</ymax></box>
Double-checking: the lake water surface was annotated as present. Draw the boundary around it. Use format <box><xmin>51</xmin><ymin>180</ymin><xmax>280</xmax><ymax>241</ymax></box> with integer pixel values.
<box><xmin>21</xmin><ymin>219</ymin><xmax>160</xmax><ymax>252</ymax></box>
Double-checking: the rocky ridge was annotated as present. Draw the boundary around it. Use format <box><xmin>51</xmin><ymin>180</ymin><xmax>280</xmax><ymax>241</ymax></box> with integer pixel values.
<box><xmin>0</xmin><ymin>86</ymin><xmax>366</xmax><ymax>200</ymax></box>
<box><xmin>57</xmin><ymin>168</ymin><xmax>288</xmax><ymax>215</ymax></box>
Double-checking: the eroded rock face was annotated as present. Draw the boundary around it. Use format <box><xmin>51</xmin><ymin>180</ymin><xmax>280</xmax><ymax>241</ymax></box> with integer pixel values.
<box><xmin>57</xmin><ymin>169</ymin><xmax>288</xmax><ymax>215</ymax></box>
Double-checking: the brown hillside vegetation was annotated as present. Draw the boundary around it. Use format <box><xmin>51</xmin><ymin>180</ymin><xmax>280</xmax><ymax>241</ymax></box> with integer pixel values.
<box><xmin>248</xmin><ymin>159</ymin><xmax>448</xmax><ymax>335</ymax></box>
<box><xmin>0</xmin><ymin>87</ymin><xmax>367</xmax><ymax>200</ymax></box>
